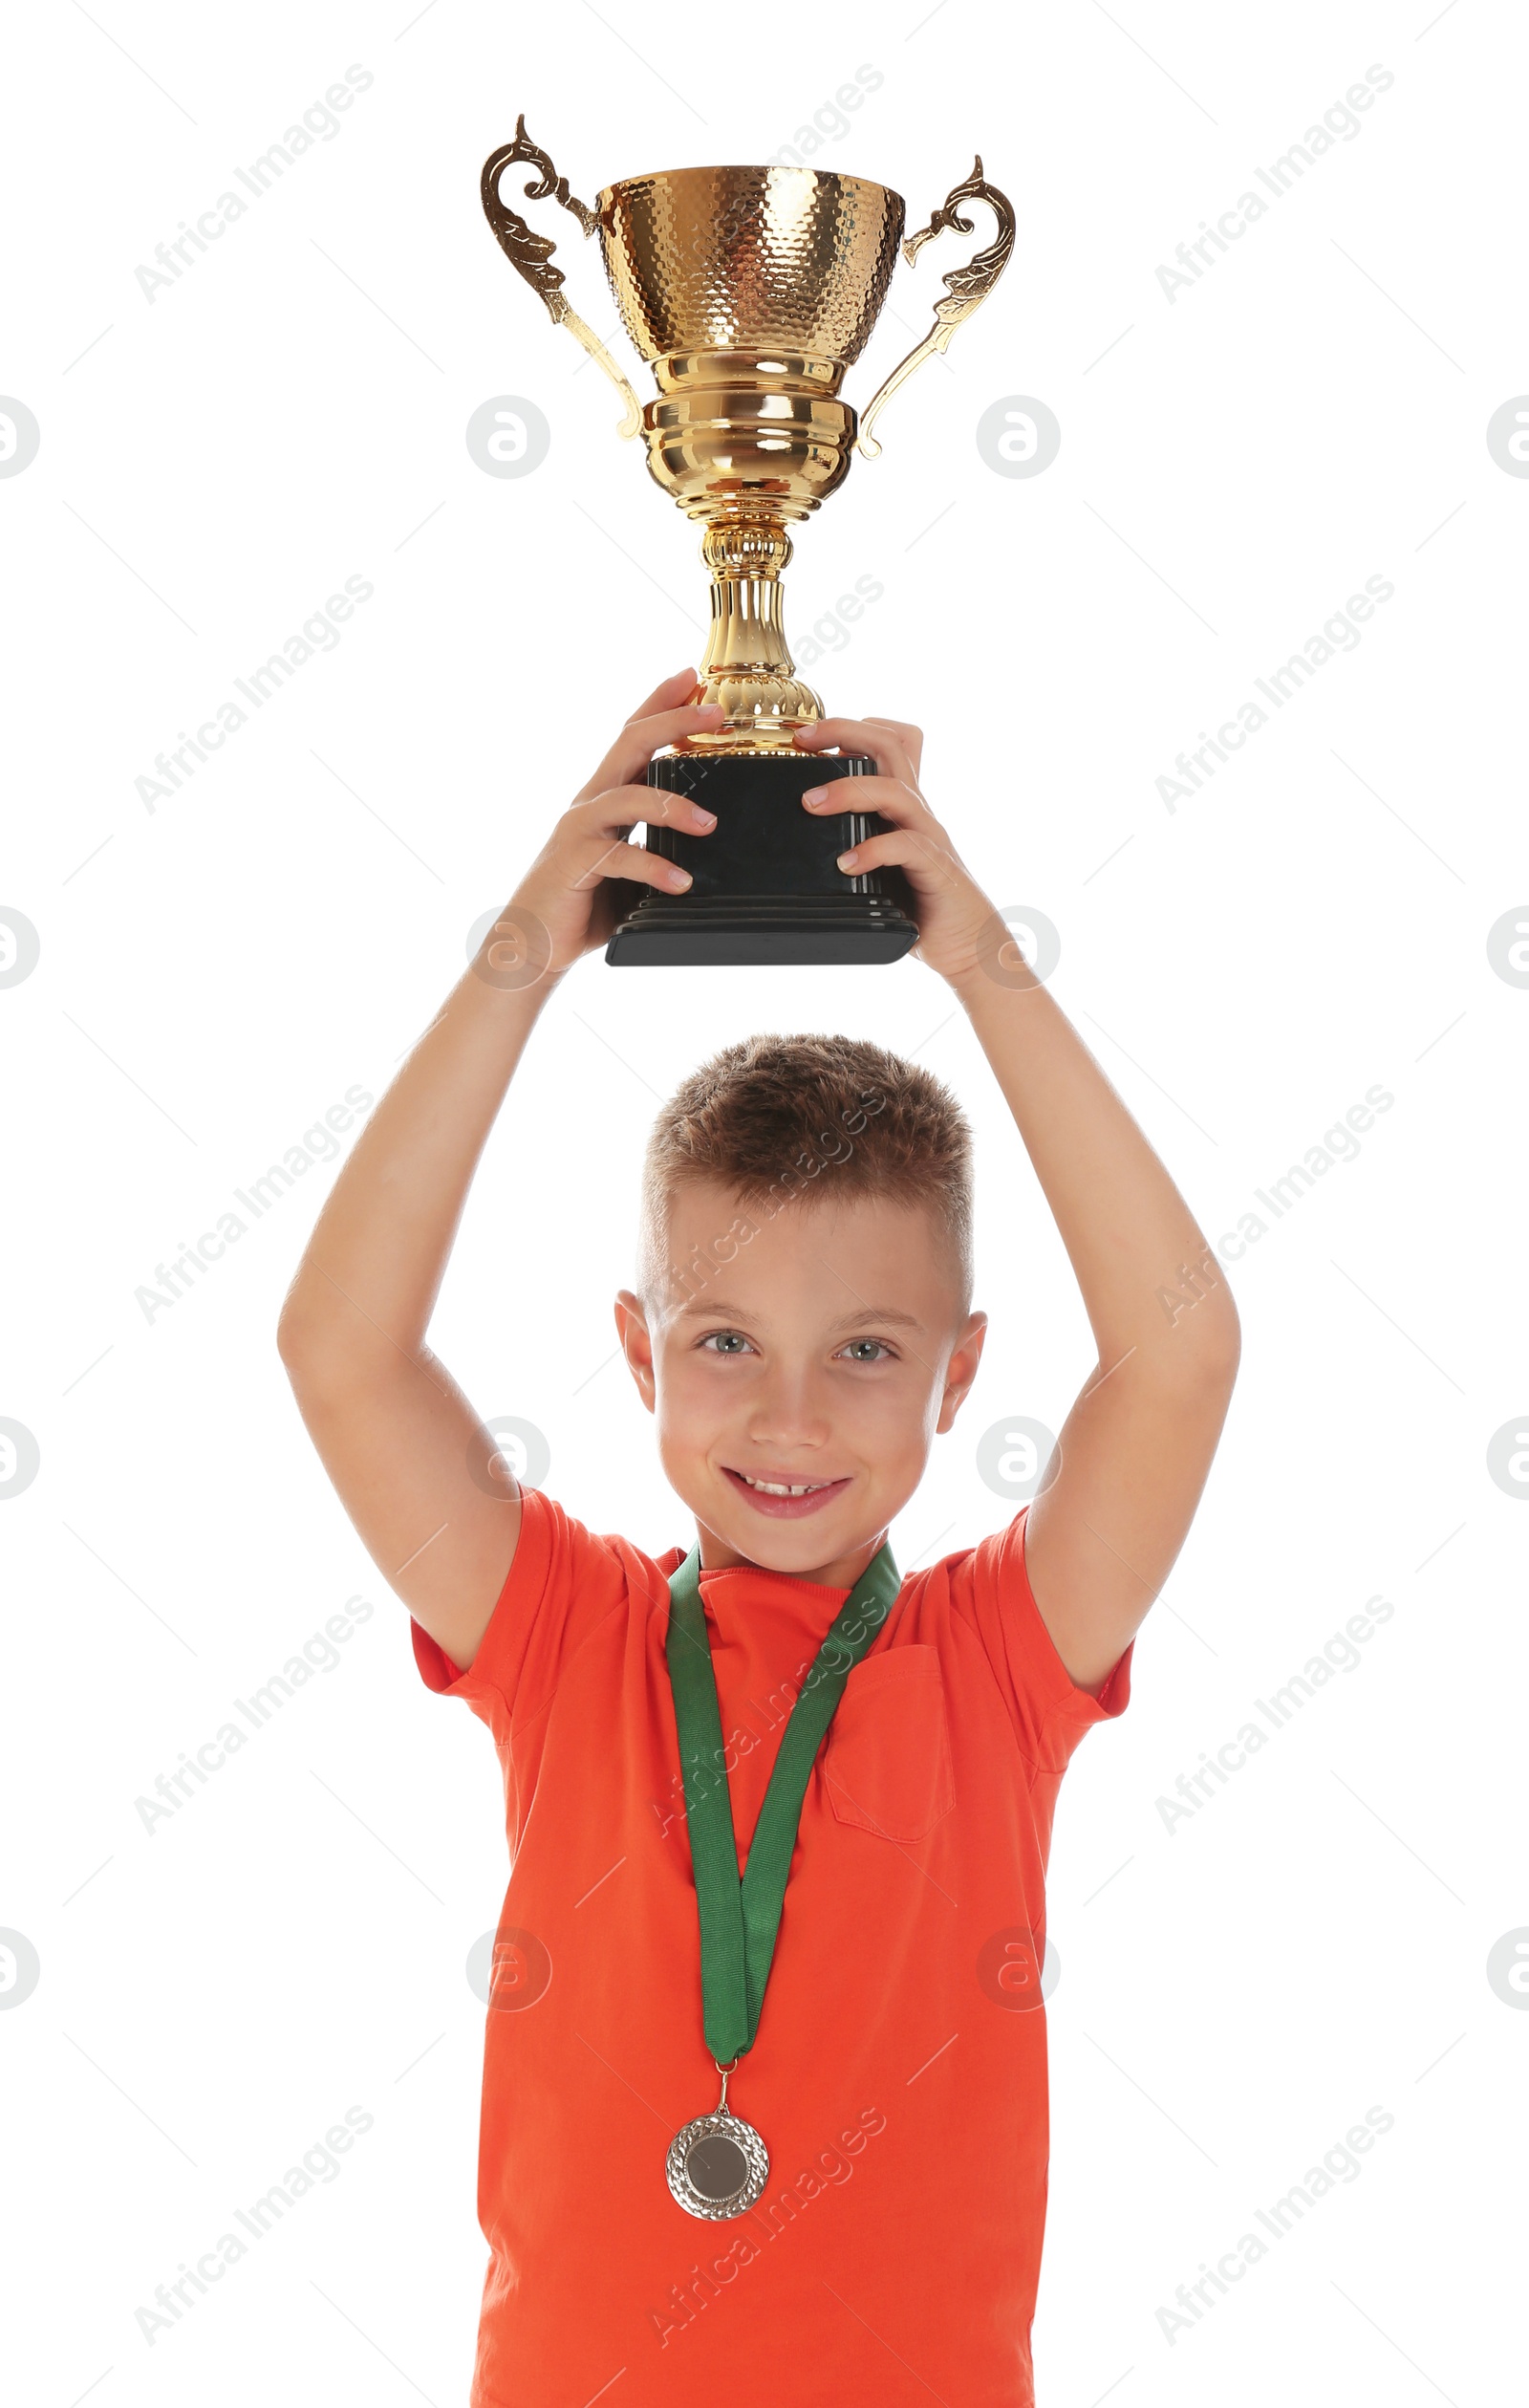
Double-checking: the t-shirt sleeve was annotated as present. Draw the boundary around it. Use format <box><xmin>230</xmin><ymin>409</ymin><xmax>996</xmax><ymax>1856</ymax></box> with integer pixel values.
<box><xmin>963</xmin><ymin>1506</ymin><xmax>1132</xmax><ymax>1774</ymax></box>
<box><xmin>408</xmin><ymin>1483</ymin><xmax>631</xmax><ymax>1744</ymax></box>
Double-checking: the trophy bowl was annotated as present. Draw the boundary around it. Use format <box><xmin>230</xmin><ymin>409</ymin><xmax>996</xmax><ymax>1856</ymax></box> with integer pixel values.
<box><xmin>599</xmin><ymin>163</ymin><xmax>907</xmax><ymax>383</ymax></box>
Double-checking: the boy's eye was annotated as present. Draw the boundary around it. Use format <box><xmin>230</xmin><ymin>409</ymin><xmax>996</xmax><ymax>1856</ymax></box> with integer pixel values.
<box><xmin>696</xmin><ymin>1332</ymin><xmax>894</xmax><ymax>1362</ymax></box>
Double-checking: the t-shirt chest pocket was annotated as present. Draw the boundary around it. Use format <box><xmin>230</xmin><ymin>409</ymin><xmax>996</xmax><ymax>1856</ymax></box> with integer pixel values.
<box><xmin>823</xmin><ymin>1644</ymin><xmax>956</xmax><ymax>1842</ymax></box>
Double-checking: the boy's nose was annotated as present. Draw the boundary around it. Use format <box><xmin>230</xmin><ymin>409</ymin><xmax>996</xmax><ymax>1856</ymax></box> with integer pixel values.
<box><xmin>743</xmin><ymin>1385</ymin><xmax>833</xmax><ymax>1445</ymax></box>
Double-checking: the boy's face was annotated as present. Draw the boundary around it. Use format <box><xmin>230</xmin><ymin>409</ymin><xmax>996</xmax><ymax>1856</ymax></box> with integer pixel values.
<box><xmin>614</xmin><ymin>1179</ymin><xmax>987</xmax><ymax>1588</ymax></box>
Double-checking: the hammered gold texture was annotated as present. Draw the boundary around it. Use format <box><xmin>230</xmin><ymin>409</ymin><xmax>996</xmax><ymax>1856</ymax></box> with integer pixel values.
<box><xmin>595</xmin><ymin>166</ymin><xmax>907</xmax><ymax>378</ymax></box>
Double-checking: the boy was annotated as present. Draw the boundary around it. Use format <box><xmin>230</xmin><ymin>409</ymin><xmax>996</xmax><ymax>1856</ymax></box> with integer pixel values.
<box><xmin>278</xmin><ymin>669</ymin><xmax>1239</xmax><ymax>2405</ymax></box>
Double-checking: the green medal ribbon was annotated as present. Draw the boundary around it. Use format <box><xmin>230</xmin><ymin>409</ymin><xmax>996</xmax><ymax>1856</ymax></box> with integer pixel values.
<box><xmin>665</xmin><ymin>1536</ymin><xmax>902</xmax><ymax>2066</ymax></box>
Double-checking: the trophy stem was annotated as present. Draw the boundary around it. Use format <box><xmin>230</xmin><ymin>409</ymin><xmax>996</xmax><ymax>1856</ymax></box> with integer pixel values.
<box><xmin>682</xmin><ymin>521</ymin><xmax>824</xmax><ymax>752</ymax></box>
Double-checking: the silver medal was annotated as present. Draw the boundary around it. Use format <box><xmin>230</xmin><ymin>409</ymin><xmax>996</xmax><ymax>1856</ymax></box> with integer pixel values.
<box><xmin>665</xmin><ymin>2059</ymin><xmax>768</xmax><ymax>2221</ymax></box>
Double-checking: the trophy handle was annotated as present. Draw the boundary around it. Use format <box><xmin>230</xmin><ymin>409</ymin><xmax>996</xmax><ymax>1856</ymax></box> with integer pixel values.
<box><xmin>855</xmin><ymin>159</ymin><xmax>1016</xmax><ymax>460</ymax></box>
<box><xmin>480</xmin><ymin>117</ymin><xmax>643</xmax><ymax>440</ymax></box>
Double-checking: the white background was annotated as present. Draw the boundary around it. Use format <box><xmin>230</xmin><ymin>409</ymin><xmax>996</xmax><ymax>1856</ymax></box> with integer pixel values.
<box><xmin>3</xmin><ymin>1</ymin><xmax>1524</xmax><ymax>2401</ymax></box>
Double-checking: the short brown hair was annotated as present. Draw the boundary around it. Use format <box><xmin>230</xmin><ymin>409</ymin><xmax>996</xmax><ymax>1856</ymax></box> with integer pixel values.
<box><xmin>636</xmin><ymin>1031</ymin><xmax>974</xmax><ymax>1321</ymax></box>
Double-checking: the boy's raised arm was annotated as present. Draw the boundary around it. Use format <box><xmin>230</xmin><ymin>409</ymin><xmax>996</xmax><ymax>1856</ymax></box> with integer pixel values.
<box><xmin>792</xmin><ymin>712</ymin><xmax>1241</xmax><ymax>1695</ymax></box>
<box><xmin>952</xmin><ymin>955</ymin><xmax>1240</xmax><ymax>1694</ymax></box>
<box><xmin>276</xmin><ymin>674</ymin><xmax>725</xmax><ymax>1671</ymax></box>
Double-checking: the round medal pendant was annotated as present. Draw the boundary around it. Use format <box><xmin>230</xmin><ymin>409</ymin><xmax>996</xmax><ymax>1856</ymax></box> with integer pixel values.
<box><xmin>666</xmin><ymin>2061</ymin><xmax>768</xmax><ymax>2220</ymax></box>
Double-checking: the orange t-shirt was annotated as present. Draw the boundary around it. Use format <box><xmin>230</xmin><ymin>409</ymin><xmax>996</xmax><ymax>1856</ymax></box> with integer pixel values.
<box><xmin>411</xmin><ymin>1485</ymin><xmax>1131</xmax><ymax>2408</ymax></box>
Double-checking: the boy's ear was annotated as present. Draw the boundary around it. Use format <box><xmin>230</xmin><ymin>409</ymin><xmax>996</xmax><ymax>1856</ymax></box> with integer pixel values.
<box><xmin>614</xmin><ymin>1289</ymin><xmax>657</xmax><ymax>1412</ymax></box>
<box><xmin>937</xmin><ymin>1310</ymin><xmax>988</xmax><ymax>1435</ymax></box>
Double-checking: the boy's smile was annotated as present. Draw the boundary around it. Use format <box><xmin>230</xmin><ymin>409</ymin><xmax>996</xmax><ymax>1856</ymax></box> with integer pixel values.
<box><xmin>615</xmin><ymin>1177</ymin><xmax>986</xmax><ymax>1589</ymax></box>
<box><xmin>719</xmin><ymin>1465</ymin><xmax>852</xmax><ymax>1516</ymax></box>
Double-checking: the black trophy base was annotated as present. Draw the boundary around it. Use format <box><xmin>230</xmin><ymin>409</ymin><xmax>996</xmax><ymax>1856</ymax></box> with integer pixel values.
<box><xmin>605</xmin><ymin>750</ymin><xmax>919</xmax><ymax>967</ymax></box>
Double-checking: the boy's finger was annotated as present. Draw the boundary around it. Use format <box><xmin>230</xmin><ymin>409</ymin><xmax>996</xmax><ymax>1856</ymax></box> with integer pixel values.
<box><xmin>569</xmin><ymin>781</ymin><xmax>717</xmax><ymax>837</ymax></box>
<box><xmin>572</xmin><ymin>831</ymin><xmax>696</xmax><ymax>896</ymax></box>
<box><xmin>623</xmin><ymin>667</ymin><xmax>699</xmax><ymax>726</ymax></box>
<box><xmin>834</xmin><ymin>826</ymin><xmax>964</xmax><ymax>890</ymax></box>
<box><xmin>800</xmin><ymin>772</ymin><xmax>929</xmax><ymax>826</ymax></box>
<box><xmin>579</xmin><ymin>704</ymin><xmax>725</xmax><ymax>796</ymax></box>
<box><xmin>864</xmin><ymin>714</ymin><xmax>925</xmax><ymax>779</ymax></box>
<box><xmin>792</xmin><ymin>716</ymin><xmax>917</xmax><ymax>786</ymax></box>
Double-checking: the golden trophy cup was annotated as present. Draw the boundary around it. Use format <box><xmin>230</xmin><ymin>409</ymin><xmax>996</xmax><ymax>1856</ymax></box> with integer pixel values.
<box><xmin>481</xmin><ymin>122</ymin><xmax>1015</xmax><ymax>966</ymax></box>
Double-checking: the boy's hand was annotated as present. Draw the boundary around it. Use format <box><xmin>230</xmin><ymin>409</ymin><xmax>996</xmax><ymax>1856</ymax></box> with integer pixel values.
<box><xmin>508</xmin><ymin>669</ymin><xmax>725</xmax><ymax>970</ymax></box>
<box><xmin>793</xmin><ymin>715</ymin><xmax>1001</xmax><ymax>985</ymax></box>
